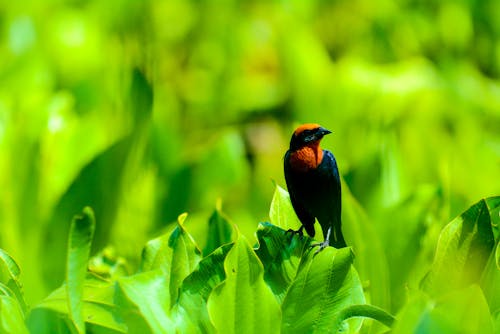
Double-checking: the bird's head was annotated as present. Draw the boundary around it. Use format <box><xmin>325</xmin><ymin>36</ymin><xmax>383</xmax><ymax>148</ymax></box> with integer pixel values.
<box><xmin>289</xmin><ymin>123</ymin><xmax>332</xmax><ymax>151</ymax></box>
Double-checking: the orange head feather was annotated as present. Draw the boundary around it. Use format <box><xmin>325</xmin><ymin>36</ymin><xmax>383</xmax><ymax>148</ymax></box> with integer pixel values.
<box><xmin>288</xmin><ymin>124</ymin><xmax>332</xmax><ymax>171</ymax></box>
<box><xmin>293</xmin><ymin>123</ymin><xmax>322</xmax><ymax>137</ymax></box>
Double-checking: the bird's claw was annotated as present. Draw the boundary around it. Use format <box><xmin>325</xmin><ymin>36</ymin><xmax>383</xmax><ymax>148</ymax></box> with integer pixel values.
<box><xmin>310</xmin><ymin>240</ymin><xmax>329</xmax><ymax>254</ymax></box>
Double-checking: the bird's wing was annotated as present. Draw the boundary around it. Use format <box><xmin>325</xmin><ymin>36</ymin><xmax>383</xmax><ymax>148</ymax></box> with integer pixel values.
<box><xmin>318</xmin><ymin>150</ymin><xmax>345</xmax><ymax>247</ymax></box>
<box><xmin>284</xmin><ymin>151</ymin><xmax>316</xmax><ymax>237</ymax></box>
<box><xmin>319</xmin><ymin>150</ymin><xmax>341</xmax><ymax>219</ymax></box>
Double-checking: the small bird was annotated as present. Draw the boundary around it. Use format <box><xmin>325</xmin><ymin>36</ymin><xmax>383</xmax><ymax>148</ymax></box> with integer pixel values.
<box><xmin>284</xmin><ymin>123</ymin><xmax>346</xmax><ymax>252</ymax></box>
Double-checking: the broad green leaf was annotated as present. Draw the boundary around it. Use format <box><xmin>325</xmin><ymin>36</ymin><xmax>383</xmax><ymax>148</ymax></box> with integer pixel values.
<box><xmin>67</xmin><ymin>207</ymin><xmax>96</xmax><ymax>334</ymax></box>
<box><xmin>0</xmin><ymin>295</ymin><xmax>29</xmax><ymax>334</ymax></box>
<box><xmin>281</xmin><ymin>247</ymin><xmax>365</xmax><ymax>333</ymax></box>
<box><xmin>207</xmin><ymin>234</ymin><xmax>281</xmax><ymax>334</ymax></box>
<box><xmin>140</xmin><ymin>213</ymin><xmax>202</xmax><ymax>306</ymax></box>
<box><xmin>393</xmin><ymin>285</ymin><xmax>494</xmax><ymax>334</ymax></box>
<box><xmin>30</xmin><ymin>274</ymin><xmax>127</xmax><ymax>334</ymax></box>
<box><xmin>28</xmin><ymin>274</ymin><xmax>127</xmax><ymax>333</ymax></box>
<box><xmin>480</xmin><ymin>242</ymin><xmax>500</xmax><ymax>314</ymax></box>
<box><xmin>0</xmin><ymin>249</ymin><xmax>27</xmax><ymax>314</ymax></box>
<box><xmin>255</xmin><ymin>222</ymin><xmax>311</xmax><ymax>303</ymax></box>
<box><xmin>117</xmin><ymin>270</ymin><xmax>173</xmax><ymax>334</ymax></box>
<box><xmin>180</xmin><ymin>243</ymin><xmax>233</xmax><ymax>301</ymax></box>
<box><xmin>203</xmin><ymin>202</ymin><xmax>233</xmax><ymax>255</ymax></box>
<box><xmin>269</xmin><ymin>185</ymin><xmax>301</xmax><ymax>230</ymax></box>
<box><xmin>422</xmin><ymin>198</ymin><xmax>497</xmax><ymax>296</ymax></box>
<box><xmin>176</xmin><ymin>243</ymin><xmax>233</xmax><ymax>334</ymax></box>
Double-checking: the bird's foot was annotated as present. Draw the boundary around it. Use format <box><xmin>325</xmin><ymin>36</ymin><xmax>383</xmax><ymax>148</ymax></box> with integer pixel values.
<box><xmin>310</xmin><ymin>227</ymin><xmax>331</xmax><ymax>254</ymax></box>
<box><xmin>285</xmin><ymin>226</ymin><xmax>304</xmax><ymax>239</ymax></box>
<box><xmin>310</xmin><ymin>239</ymin><xmax>330</xmax><ymax>254</ymax></box>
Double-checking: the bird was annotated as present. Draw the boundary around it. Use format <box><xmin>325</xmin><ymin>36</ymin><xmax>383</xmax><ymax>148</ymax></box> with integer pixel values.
<box><xmin>284</xmin><ymin>123</ymin><xmax>346</xmax><ymax>252</ymax></box>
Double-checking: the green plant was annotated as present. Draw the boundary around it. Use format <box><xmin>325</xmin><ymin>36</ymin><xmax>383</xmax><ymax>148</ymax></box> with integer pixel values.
<box><xmin>0</xmin><ymin>187</ymin><xmax>498</xmax><ymax>333</ymax></box>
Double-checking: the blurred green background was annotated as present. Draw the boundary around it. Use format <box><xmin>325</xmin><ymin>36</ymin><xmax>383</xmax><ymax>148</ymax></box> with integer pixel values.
<box><xmin>1</xmin><ymin>0</ymin><xmax>499</xmax><ymax>312</ymax></box>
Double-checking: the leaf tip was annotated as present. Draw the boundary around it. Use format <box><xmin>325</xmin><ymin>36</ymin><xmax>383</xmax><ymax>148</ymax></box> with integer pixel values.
<box><xmin>216</xmin><ymin>198</ymin><xmax>223</xmax><ymax>211</ymax></box>
<box><xmin>178</xmin><ymin>212</ymin><xmax>188</xmax><ymax>225</ymax></box>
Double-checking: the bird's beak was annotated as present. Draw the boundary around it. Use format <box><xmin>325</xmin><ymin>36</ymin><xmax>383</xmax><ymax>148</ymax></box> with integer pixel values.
<box><xmin>318</xmin><ymin>127</ymin><xmax>332</xmax><ymax>137</ymax></box>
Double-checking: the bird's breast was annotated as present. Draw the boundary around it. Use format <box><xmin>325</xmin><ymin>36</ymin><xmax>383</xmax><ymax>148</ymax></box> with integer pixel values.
<box><xmin>288</xmin><ymin>145</ymin><xmax>323</xmax><ymax>172</ymax></box>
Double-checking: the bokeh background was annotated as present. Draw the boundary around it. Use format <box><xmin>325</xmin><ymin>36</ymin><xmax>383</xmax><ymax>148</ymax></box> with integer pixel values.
<box><xmin>1</xmin><ymin>0</ymin><xmax>499</xmax><ymax>313</ymax></box>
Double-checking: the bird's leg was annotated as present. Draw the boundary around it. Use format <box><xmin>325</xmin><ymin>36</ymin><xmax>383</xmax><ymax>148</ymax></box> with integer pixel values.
<box><xmin>310</xmin><ymin>226</ymin><xmax>331</xmax><ymax>254</ymax></box>
<box><xmin>286</xmin><ymin>225</ymin><xmax>304</xmax><ymax>238</ymax></box>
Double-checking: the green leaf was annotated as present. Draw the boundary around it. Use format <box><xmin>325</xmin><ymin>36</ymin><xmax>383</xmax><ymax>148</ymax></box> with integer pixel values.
<box><xmin>30</xmin><ymin>274</ymin><xmax>126</xmax><ymax>334</ymax></box>
<box><xmin>485</xmin><ymin>197</ymin><xmax>500</xmax><ymax>241</ymax></box>
<box><xmin>0</xmin><ymin>249</ymin><xmax>20</xmax><ymax>286</ymax></box>
<box><xmin>0</xmin><ymin>294</ymin><xmax>29</xmax><ymax>334</ymax></box>
<box><xmin>269</xmin><ymin>185</ymin><xmax>301</xmax><ymax>230</ymax></box>
<box><xmin>140</xmin><ymin>213</ymin><xmax>202</xmax><ymax>306</ymax></box>
<box><xmin>480</xmin><ymin>242</ymin><xmax>500</xmax><ymax>314</ymax></box>
<box><xmin>422</xmin><ymin>198</ymin><xmax>497</xmax><ymax>296</ymax></box>
<box><xmin>341</xmin><ymin>183</ymin><xmax>391</xmax><ymax>311</ymax></box>
<box><xmin>255</xmin><ymin>222</ymin><xmax>311</xmax><ymax>303</ymax></box>
<box><xmin>332</xmin><ymin>304</ymin><xmax>395</xmax><ymax>329</ymax></box>
<box><xmin>180</xmin><ymin>243</ymin><xmax>233</xmax><ymax>301</ymax></box>
<box><xmin>207</xmin><ymin>233</ymin><xmax>281</xmax><ymax>334</ymax></box>
<box><xmin>393</xmin><ymin>285</ymin><xmax>495</xmax><ymax>334</ymax></box>
<box><xmin>129</xmin><ymin>68</ymin><xmax>153</xmax><ymax>124</ymax></box>
<box><xmin>88</xmin><ymin>247</ymin><xmax>129</xmax><ymax>280</ymax></box>
<box><xmin>117</xmin><ymin>270</ymin><xmax>173</xmax><ymax>334</ymax></box>
<box><xmin>281</xmin><ymin>247</ymin><xmax>365</xmax><ymax>333</ymax></box>
<box><xmin>66</xmin><ymin>207</ymin><xmax>96</xmax><ymax>334</ymax></box>
<box><xmin>44</xmin><ymin>133</ymin><xmax>141</xmax><ymax>289</ymax></box>
<box><xmin>0</xmin><ymin>249</ymin><xmax>27</xmax><ymax>314</ymax></box>
<box><xmin>203</xmin><ymin>202</ymin><xmax>233</xmax><ymax>255</ymax></box>
<box><xmin>176</xmin><ymin>243</ymin><xmax>233</xmax><ymax>334</ymax></box>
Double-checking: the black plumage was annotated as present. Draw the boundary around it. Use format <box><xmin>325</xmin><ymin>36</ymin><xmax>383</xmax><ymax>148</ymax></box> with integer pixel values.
<box><xmin>284</xmin><ymin>124</ymin><xmax>346</xmax><ymax>251</ymax></box>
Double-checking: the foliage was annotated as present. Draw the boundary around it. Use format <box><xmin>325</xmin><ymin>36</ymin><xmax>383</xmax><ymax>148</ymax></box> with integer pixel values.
<box><xmin>1</xmin><ymin>0</ymin><xmax>500</xmax><ymax>333</ymax></box>
<box><xmin>1</xmin><ymin>188</ymin><xmax>499</xmax><ymax>333</ymax></box>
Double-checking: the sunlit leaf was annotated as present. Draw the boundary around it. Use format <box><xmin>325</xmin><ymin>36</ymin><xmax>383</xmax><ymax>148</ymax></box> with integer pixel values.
<box><xmin>66</xmin><ymin>207</ymin><xmax>96</xmax><ymax>334</ymax></box>
<box><xmin>140</xmin><ymin>213</ymin><xmax>202</xmax><ymax>306</ymax></box>
<box><xmin>485</xmin><ymin>197</ymin><xmax>500</xmax><ymax>238</ymax></box>
<box><xmin>207</xmin><ymin>234</ymin><xmax>281</xmax><ymax>334</ymax></box>
<box><xmin>0</xmin><ymin>294</ymin><xmax>29</xmax><ymax>334</ymax></box>
<box><xmin>176</xmin><ymin>243</ymin><xmax>233</xmax><ymax>334</ymax></box>
<box><xmin>422</xmin><ymin>198</ymin><xmax>497</xmax><ymax>295</ymax></box>
<box><xmin>269</xmin><ymin>185</ymin><xmax>301</xmax><ymax>230</ymax></box>
<box><xmin>28</xmin><ymin>274</ymin><xmax>126</xmax><ymax>334</ymax></box>
<box><xmin>480</xmin><ymin>242</ymin><xmax>500</xmax><ymax>314</ymax></box>
<box><xmin>180</xmin><ymin>243</ymin><xmax>233</xmax><ymax>301</ymax></box>
<box><xmin>0</xmin><ymin>249</ymin><xmax>27</xmax><ymax>314</ymax></box>
<box><xmin>203</xmin><ymin>202</ymin><xmax>233</xmax><ymax>255</ymax></box>
<box><xmin>117</xmin><ymin>270</ymin><xmax>172</xmax><ymax>334</ymax></box>
<box><xmin>281</xmin><ymin>247</ymin><xmax>365</xmax><ymax>333</ymax></box>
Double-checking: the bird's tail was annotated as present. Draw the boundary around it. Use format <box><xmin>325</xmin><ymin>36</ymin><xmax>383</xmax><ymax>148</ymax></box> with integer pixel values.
<box><xmin>332</xmin><ymin>223</ymin><xmax>346</xmax><ymax>248</ymax></box>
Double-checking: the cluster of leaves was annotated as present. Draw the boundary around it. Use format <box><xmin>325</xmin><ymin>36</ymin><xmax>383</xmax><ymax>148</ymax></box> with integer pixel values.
<box><xmin>1</xmin><ymin>187</ymin><xmax>498</xmax><ymax>333</ymax></box>
<box><xmin>2</xmin><ymin>0</ymin><xmax>500</xmax><ymax>316</ymax></box>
